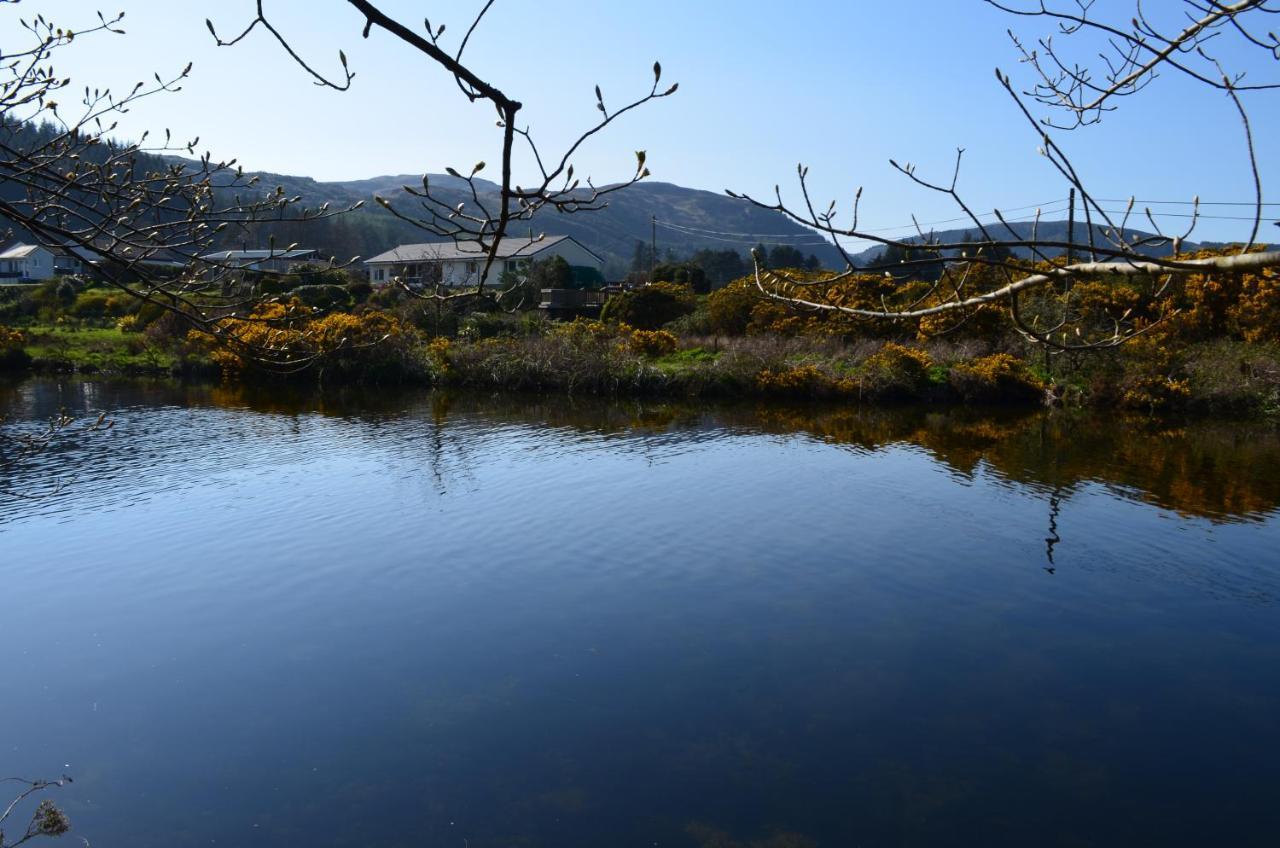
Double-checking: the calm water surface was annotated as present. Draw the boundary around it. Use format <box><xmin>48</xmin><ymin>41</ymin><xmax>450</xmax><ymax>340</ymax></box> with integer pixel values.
<box><xmin>2</xmin><ymin>378</ymin><xmax>1279</xmax><ymax>847</ymax></box>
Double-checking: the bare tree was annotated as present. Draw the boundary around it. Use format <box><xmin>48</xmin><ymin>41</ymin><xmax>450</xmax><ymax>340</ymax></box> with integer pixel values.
<box><xmin>0</xmin><ymin>776</ymin><xmax>74</xmax><ymax>847</ymax></box>
<box><xmin>730</xmin><ymin>0</ymin><xmax>1280</xmax><ymax>351</ymax></box>
<box><xmin>208</xmin><ymin>0</ymin><xmax>677</xmax><ymax>308</ymax></box>
<box><xmin>0</xmin><ymin>1</ymin><xmax>364</xmax><ymax>369</ymax></box>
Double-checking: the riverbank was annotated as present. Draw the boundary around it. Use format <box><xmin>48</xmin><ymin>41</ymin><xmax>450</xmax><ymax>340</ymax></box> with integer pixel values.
<box><xmin>4</xmin><ymin>319</ymin><xmax>1279</xmax><ymax>416</ymax></box>
<box><xmin>4</xmin><ymin>260</ymin><xmax>1280</xmax><ymax>415</ymax></box>
<box><xmin>4</xmin><ymin>325</ymin><xmax>220</xmax><ymax>378</ymax></box>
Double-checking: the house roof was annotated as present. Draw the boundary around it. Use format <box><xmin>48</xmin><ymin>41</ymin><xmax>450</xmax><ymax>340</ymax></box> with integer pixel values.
<box><xmin>67</xmin><ymin>243</ymin><xmax>187</xmax><ymax>267</ymax></box>
<box><xmin>365</xmin><ymin>234</ymin><xmax>601</xmax><ymax>265</ymax></box>
<box><xmin>200</xmin><ymin>249</ymin><xmax>319</xmax><ymax>262</ymax></box>
<box><xmin>0</xmin><ymin>244</ymin><xmax>49</xmax><ymax>260</ymax></box>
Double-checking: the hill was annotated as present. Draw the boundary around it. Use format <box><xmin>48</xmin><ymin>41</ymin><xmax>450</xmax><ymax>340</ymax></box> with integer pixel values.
<box><xmin>229</xmin><ymin>170</ymin><xmax>847</xmax><ymax>277</ymax></box>
<box><xmin>2</xmin><ymin>120</ymin><xmax>1263</xmax><ymax>279</ymax></box>
<box><xmin>847</xmin><ymin>220</ymin><xmax>1228</xmax><ymax>266</ymax></box>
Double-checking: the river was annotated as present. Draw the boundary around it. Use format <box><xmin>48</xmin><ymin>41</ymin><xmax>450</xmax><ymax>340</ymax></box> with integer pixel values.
<box><xmin>2</xmin><ymin>378</ymin><xmax>1278</xmax><ymax>847</ymax></box>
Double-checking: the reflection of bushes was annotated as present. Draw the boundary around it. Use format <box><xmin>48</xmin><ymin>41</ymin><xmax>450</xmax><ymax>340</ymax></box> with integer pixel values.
<box><xmin>0</xmin><ymin>325</ymin><xmax>30</xmax><ymax>370</ymax></box>
<box><xmin>686</xmin><ymin>823</ymin><xmax>815</xmax><ymax>848</ymax></box>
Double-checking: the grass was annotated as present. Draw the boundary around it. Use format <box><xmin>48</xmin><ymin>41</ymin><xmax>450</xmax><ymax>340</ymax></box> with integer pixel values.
<box><xmin>654</xmin><ymin>346</ymin><xmax>720</xmax><ymax>372</ymax></box>
<box><xmin>23</xmin><ymin>325</ymin><xmax>179</xmax><ymax>372</ymax></box>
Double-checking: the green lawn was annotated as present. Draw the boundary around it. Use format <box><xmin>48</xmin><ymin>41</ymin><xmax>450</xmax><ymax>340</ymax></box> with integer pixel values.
<box><xmin>23</xmin><ymin>325</ymin><xmax>177</xmax><ymax>370</ymax></box>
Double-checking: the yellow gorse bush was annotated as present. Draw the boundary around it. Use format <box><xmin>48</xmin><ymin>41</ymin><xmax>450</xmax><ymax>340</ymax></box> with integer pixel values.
<box><xmin>857</xmin><ymin>342</ymin><xmax>935</xmax><ymax>398</ymax></box>
<box><xmin>194</xmin><ymin>300</ymin><xmax>419</xmax><ymax>376</ymax></box>
<box><xmin>755</xmin><ymin>364</ymin><xmax>848</xmax><ymax>396</ymax></box>
<box><xmin>949</xmin><ymin>353</ymin><xmax>1045</xmax><ymax>403</ymax></box>
<box><xmin>548</xmin><ymin>317</ymin><xmax>626</xmax><ymax>345</ymax></box>
<box><xmin>1121</xmin><ymin>374</ymin><xmax>1193</xmax><ymax>411</ymax></box>
<box><xmin>629</xmin><ymin>329</ymin><xmax>678</xmax><ymax>358</ymax></box>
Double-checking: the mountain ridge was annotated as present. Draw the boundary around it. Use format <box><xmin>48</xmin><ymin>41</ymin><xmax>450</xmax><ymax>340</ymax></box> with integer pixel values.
<box><xmin>149</xmin><ymin>156</ymin><xmax>1278</xmax><ymax>276</ymax></box>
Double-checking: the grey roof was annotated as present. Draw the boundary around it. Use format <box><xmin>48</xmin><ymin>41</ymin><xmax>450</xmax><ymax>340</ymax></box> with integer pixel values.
<box><xmin>68</xmin><ymin>243</ymin><xmax>186</xmax><ymax>266</ymax></box>
<box><xmin>0</xmin><ymin>244</ymin><xmax>48</xmax><ymax>260</ymax></box>
<box><xmin>365</xmin><ymin>235</ymin><xmax>598</xmax><ymax>265</ymax></box>
<box><xmin>200</xmin><ymin>249</ymin><xmax>319</xmax><ymax>262</ymax></box>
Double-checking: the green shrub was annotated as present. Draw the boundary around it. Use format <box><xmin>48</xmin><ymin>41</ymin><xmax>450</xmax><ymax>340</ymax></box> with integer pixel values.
<box><xmin>600</xmin><ymin>282</ymin><xmax>696</xmax><ymax>330</ymax></box>
<box><xmin>346</xmin><ymin>280</ymin><xmax>373</xmax><ymax>303</ymax></box>
<box><xmin>653</xmin><ymin>262</ymin><xmax>709</xmax><ymax>294</ymax></box>
<box><xmin>285</xmin><ymin>264</ymin><xmax>356</xmax><ymax>288</ymax></box>
<box><xmin>706</xmin><ymin>283</ymin><xmax>761</xmax><ymax>336</ymax></box>
<box><xmin>258</xmin><ymin>275</ymin><xmax>290</xmax><ymax>296</ymax></box>
<box><xmin>527</xmin><ymin>256</ymin><xmax>573</xmax><ymax>289</ymax></box>
<box><xmin>29</xmin><ymin>278</ymin><xmax>76</xmax><ymax>320</ymax></box>
<box><xmin>665</xmin><ymin>305</ymin><xmax>712</xmax><ymax>336</ymax></box>
<box><xmin>69</xmin><ymin>287</ymin><xmax>134</xmax><ymax>321</ymax></box>
<box><xmin>292</xmin><ymin>284</ymin><xmax>351</xmax><ymax>310</ymax></box>
<box><xmin>460</xmin><ymin>311</ymin><xmax>524</xmax><ymax>340</ymax></box>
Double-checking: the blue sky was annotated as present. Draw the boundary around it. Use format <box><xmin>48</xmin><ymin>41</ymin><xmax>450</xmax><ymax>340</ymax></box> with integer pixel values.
<box><xmin>14</xmin><ymin>1</ymin><xmax>1276</xmax><ymax>243</ymax></box>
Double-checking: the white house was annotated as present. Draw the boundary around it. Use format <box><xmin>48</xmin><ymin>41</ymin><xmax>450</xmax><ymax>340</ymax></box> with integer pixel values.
<box><xmin>364</xmin><ymin>235</ymin><xmax>604</xmax><ymax>288</ymax></box>
<box><xmin>0</xmin><ymin>244</ymin><xmax>56</xmax><ymax>282</ymax></box>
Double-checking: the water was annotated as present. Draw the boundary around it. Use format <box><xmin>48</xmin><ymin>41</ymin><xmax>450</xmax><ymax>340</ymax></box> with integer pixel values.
<box><xmin>2</xmin><ymin>378</ymin><xmax>1279</xmax><ymax>847</ymax></box>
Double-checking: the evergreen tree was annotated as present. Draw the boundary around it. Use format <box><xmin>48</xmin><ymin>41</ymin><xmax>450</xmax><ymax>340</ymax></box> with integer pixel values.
<box><xmin>768</xmin><ymin>244</ymin><xmax>807</xmax><ymax>269</ymax></box>
<box><xmin>876</xmin><ymin>241</ymin><xmax>943</xmax><ymax>282</ymax></box>
<box><xmin>652</xmin><ymin>262</ymin><xmax>709</xmax><ymax>294</ymax></box>
<box><xmin>688</xmin><ymin>249</ymin><xmax>748</xmax><ymax>289</ymax></box>
<box><xmin>630</xmin><ymin>240</ymin><xmax>651</xmax><ymax>275</ymax></box>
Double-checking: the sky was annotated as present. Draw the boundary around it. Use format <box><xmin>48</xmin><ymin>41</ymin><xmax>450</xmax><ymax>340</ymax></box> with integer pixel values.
<box><xmin>10</xmin><ymin>0</ymin><xmax>1277</xmax><ymax>245</ymax></box>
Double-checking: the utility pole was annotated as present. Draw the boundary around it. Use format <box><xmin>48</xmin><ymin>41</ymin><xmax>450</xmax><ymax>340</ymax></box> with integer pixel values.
<box><xmin>1066</xmin><ymin>188</ymin><xmax>1076</xmax><ymax>265</ymax></box>
<box><xmin>650</xmin><ymin>214</ymin><xmax>657</xmax><ymax>283</ymax></box>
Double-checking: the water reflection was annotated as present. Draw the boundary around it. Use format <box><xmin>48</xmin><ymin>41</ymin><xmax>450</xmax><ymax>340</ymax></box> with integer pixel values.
<box><xmin>1044</xmin><ymin>492</ymin><xmax>1062</xmax><ymax>574</ymax></box>
<box><xmin>6</xmin><ymin>377</ymin><xmax>1275</xmax><ymax>526</ymax></box>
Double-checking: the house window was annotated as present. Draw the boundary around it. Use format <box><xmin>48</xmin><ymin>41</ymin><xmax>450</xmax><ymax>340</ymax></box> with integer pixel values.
<box><xmin>466</xmin><ymin>260</ymin><xmax>478</xmax><ymax>275</ymax></box>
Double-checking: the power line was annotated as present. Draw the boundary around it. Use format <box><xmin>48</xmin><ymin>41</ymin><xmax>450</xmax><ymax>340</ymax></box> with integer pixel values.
<box><xmin>1095</xmin><ymin>209</ymin><xmax>1273</xmax><ymax>222</ymax></box>
<box><xmin>654</xmin><ymin>220</ymin><xmax>835</xmax><ymax>241</ymax></box>
<box><xmin>654</xmin><ymin>227</ymin><xmax>830</xmax><ymax>248</ymax></box>
<box><xmin>1096</xmin><ymin>198</ymin><xmax>1280</xmax><ymax>207</ymax></box>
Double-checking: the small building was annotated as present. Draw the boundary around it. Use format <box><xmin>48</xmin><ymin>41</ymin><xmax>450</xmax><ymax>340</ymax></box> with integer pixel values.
<box><xmin>199</xmin><ymin>249</ymin><xmax>325</xmax><ymax>275</ymax></box>
<box><xmin>0</xmin><ymin>243</ymin><xmax>56</xmax><ymax>282</ymax></box>
<box><xmin>364</xmin><ymin>235</ymin><xmax>603</xmax><ymax>289</ymax></box>
<box><xmin>53</xmin><ymin>250</ymin><xmax>87</xmax><ymax>277</ymax></box>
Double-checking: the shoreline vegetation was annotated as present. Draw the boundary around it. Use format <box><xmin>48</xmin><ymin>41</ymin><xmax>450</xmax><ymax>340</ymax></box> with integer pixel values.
<box><xmin>2</xmin><ymin>250</ymin><xmax>1278</xmax><ymax>416</ymax></box>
